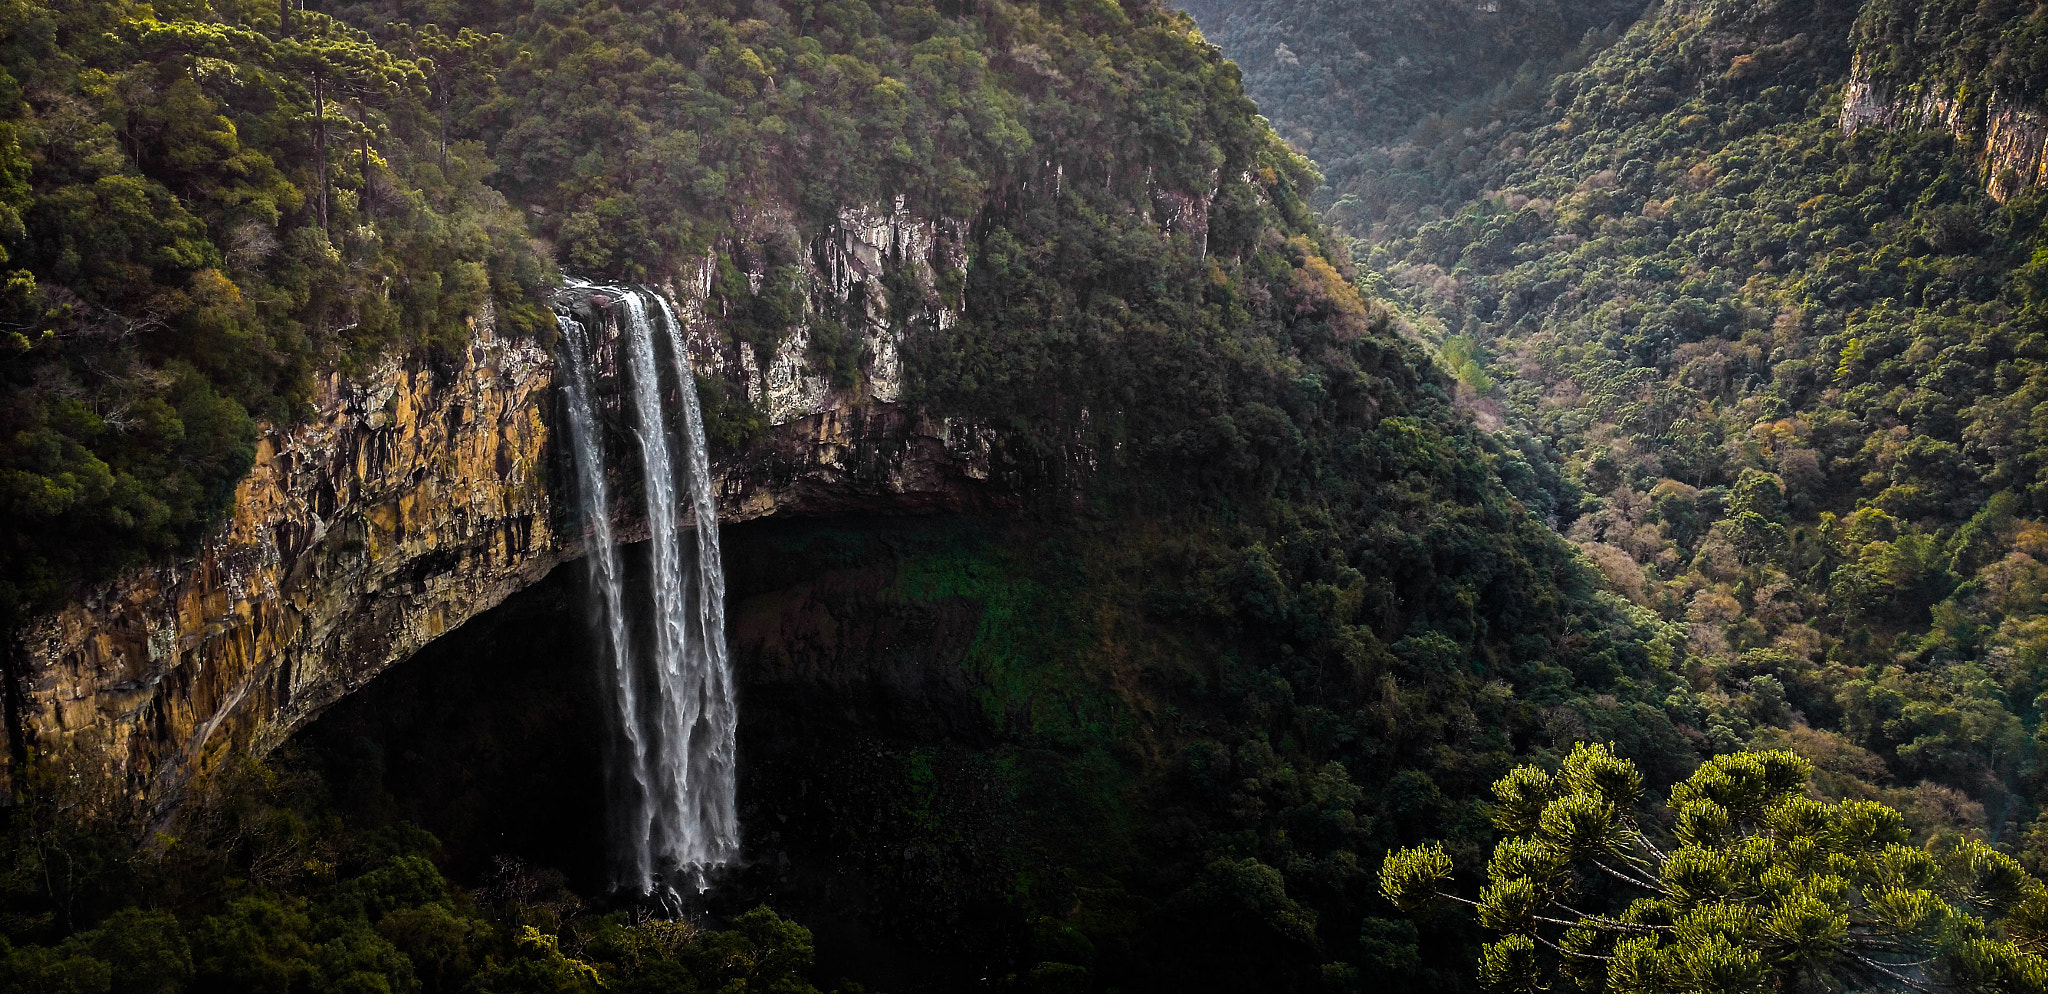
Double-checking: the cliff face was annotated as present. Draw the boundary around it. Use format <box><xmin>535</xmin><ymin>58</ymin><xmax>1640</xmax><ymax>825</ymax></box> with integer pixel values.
<box><xmin>1841</xmin><ymin>74</ymin><xmax>2048</xmax><ymax>201</ymax></box>
<box><xmin>3</xmin><ymin>203</ymin><xmax>1001</xmax><ymax>817</ymax></box>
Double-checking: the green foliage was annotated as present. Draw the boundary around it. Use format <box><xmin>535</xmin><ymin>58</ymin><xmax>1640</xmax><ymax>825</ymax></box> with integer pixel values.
<box><xmin>1381</xmin><ymin>843</ymin><xmax>1454</xmax><ymax>912</ymax></box>
<box><xmin>0</xmin><ymin>757</ymin><xmax>833</xmax><ymax>994</ymax></box>
<box><xmin>293</xmin><ymin>33</ymin><xmax>1712</xmax><ymax>994</ymax></box>
<box><xmin>327</xmin><ymin>0</ymin><xmax>1050</xmax><ymax>275</ymax></box>
<box><xmin>0</xmin><ymin>0</ymin><xmax>551</xmax><ymax>626</ymax></box>
<box><xmin>1385</xmin><ymin>748</ymin><xmax>2048</xmax><ymax>992</ymax></box>
<box><xmin>1179</xmin><ymin>0</ymin><xmax>1645</xmax><ymax>226</ymax></box>
<box><xmin>1852</xmin><ymin>0</ymin><xmax>2048</xmax><ymax>110</ymax></box>
<box><xmin>0</xmin><ymin>1</ymin><xmax>1862</xmax><ymax>992</ymax></box>
<box><xmin>1186</xmin><ymin>0</ymin><xmax>2048</xmax><ymax>851</ymax></box>
<box><xmin>694</xmin><ymin>371</ymin><xmax>767</xmax><ymax>457</ymax></box>
<box><xmin>718</xmin><ymin>463</ymin><xmax>1690</xmax><ymax>993</ymax></box>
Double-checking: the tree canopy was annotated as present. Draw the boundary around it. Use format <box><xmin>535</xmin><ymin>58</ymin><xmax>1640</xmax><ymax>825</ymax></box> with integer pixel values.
<box><xmin>1385</xmin><ymin>745</ymin><xmax>2048</xmax><ymax>992</ymax></box>
<box><xmin>1194</xmin><ymin>0</ymin><xmax>2048</xmax><ymax>884</ymax></box>
<box><xmin>0</xmin><ymin>0</ymin><xmax>551</xmax><ymax>627</ymax></box>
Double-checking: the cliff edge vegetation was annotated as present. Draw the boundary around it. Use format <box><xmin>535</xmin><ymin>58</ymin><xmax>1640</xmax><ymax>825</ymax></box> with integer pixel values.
<box><xmin>0</xmin><ymin>0</ymin><xmax>555</xmax><ymax>633</ymax></box>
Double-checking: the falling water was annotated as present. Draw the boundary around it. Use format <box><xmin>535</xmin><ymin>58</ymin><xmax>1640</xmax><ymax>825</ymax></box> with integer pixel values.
<box><xmin>555</xmin><ymin>310</ymin><xmax>653</xmax><ymax>890</ymax></box>
<box><xmin>652</xmin><ymin>294</ymin><xmax>741</xmax><ymax>882</ymax></box>
<box><xmin>554</xmin><ymin>282</ymin><xmax>740</xmax><ymax>906</ymax></box>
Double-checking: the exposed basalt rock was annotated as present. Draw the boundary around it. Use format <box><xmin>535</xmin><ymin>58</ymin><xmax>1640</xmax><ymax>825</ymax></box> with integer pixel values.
<box><xmin>3</xmin><ymin>204</ymin><xmax>1008</xmax><ymax>816</ymax></box>
<box><xmin>1842</xmin><ymin>73</ymin><xmax>2048</xmax><ymax>201</ymax></box>
<box><xmin>9</xmin><ymin>306</ymin><xmax>559</xmax><ymax>815</ymax></box>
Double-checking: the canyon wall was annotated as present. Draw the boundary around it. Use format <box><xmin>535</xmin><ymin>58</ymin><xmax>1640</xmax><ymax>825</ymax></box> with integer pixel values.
<box><xmin>3</xmin><ymin>202</ymin><xmax>1003</xmax><ymax>819</ymax></box>
<box><xmin>1841</xmin><ymin>75</ymin><xmax>2048</xmax><ymax>201</ymax></box>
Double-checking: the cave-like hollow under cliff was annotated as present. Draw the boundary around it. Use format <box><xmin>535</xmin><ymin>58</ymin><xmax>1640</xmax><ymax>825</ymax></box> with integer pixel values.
<box><xmin>290</xmin><ymin>513</ymin><xmax>1077</xmax><ymax>991</ymax></box>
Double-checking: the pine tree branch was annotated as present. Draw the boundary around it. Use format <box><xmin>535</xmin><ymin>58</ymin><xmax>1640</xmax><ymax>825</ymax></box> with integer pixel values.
<box><xmin>1532</xmin><ymin>931</ymin><xmax>1613</xmax><ymax>962</ymax></box>
<box><xmin>1848</xmin><ymin>953</ymin><xmax>1950</xmax><ymax>994</ymax></box>
<box><xmin>1554</xmin><ymin>902</ymin><xmax>1671</xmax><ymax>933</ymax></box>
<box><xmin>1588</xmin><ymin>857</ymin><xmax>1666</xmax><ymax>894</ymax></box>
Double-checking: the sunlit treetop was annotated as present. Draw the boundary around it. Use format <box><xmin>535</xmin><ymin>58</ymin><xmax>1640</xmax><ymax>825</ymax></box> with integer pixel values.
<box><xmin>1384</xmin><ymin>745</ymin><xmax>2048</xmax><ymax>993</ymax></box>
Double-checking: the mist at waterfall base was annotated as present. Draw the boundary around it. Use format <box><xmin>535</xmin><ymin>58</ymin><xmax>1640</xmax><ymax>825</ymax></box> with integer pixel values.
<box><xmin>556</xmin><ymin>282</ymin><xmax>740</xmax><ymax>907</ymax></box>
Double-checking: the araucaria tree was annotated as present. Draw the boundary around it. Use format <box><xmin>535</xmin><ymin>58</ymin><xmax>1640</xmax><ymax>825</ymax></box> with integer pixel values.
<box><xmin>1381</xmin><ymin>745</ymin><xmax>2048</xmax><ymax>992</ymax></box>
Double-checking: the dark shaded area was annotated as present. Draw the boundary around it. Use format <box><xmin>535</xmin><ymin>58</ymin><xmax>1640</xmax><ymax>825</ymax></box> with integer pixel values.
<box><xmin>285</xmin><ymin>470</ymin><xmax>1692</xmax><ymax>994</ymax></box>
<box><xmin>291</xmin><ymin>517</ymin><xmax>1040</xmax><ymax>991</ymax></box>
<box><xmin>293</xmin><ymin>560</ymin><xmax>611</xmax><ymax>893</ymax></box>
<box><xmin>708</xmin><ymin>518</ymin><xmax>1031</xmax><ymax>991</ymax></box>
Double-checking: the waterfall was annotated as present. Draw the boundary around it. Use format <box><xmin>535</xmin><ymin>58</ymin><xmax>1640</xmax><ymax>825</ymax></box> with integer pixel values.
<box><xmin>555</xmin><ymin>310</ymin><xmax>653</xmax><ymax>890</ymax></box>
<box><xmin>653</xmin><ymin>293</ymin><xmax>741</xmax><ymax>880</ymax></box>
<box><xmin>554</xmin><ymin>282</ymin><xmax>740</xmax><ymax>905</ymax></box>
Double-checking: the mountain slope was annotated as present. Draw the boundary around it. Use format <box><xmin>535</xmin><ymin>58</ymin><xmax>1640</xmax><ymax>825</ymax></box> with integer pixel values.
<box><xmin>0</xmin><ymin>1</ymin><xmax>1696</xmax><ymax>992</ymax></box>
<box><xmin>1179</xmin><ymin>0</ymin><xmax>1651</xmax><ymax>226</ymax></box>
<box><xmin>1196</xmin><ymin>0</ymin><xmax>2048</xmax><ymax>850</ymax></box>
<box><xmin>0</xmin><ymin>1</ymin><xmax>553</xmax><ymax>630</ymax></box>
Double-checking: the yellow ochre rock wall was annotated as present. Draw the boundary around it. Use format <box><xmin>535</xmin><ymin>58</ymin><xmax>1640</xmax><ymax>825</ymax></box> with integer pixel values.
<box><xmin>1842</xmin><ymin>74</ymin><xmax>2048</xmax><ymax>201</ymax></box>
<box><xmin>13</xmin><ymin>307</ymin><xmax>562</xmax><ymax>818</ymax></box>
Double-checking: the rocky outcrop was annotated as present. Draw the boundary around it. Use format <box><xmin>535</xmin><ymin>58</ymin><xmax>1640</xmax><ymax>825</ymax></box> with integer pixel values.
<box><xmin>1841</xmin><ymin>74</ymin><xmax>2048</xmax><ymax>201</ymax></box>
<box><xmin>3</xmin><ymin>203</ymin><xmax>1006</xmax><ymax>817</ymax></box>
<box><xmin>673</xmin><ymin>197</ymin><xmax>962</xmax><ymax>424</ymax></box>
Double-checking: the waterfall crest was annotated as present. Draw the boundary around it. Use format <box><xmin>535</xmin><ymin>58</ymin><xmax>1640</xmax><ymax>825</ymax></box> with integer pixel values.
<box><xmin>554</xmin><ymin>282</ymin><xmax>740</xmax><ymax>905</ymax></box>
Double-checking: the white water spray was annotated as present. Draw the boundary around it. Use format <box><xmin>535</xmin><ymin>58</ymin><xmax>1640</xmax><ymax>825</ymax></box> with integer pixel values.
<box><xmin>554</xmin><ymin>283</ymin><xmax>740</xmax><ymax>905</ymax></box>
<box><xmin>555</xmin><ymin>310</ymin><xmax>654</xmax><ymax>890</ymax></box>
<box><xmin>653</xmin><ymin>293</ymin><xmax>741</xmax><ymax>881</ymax></box>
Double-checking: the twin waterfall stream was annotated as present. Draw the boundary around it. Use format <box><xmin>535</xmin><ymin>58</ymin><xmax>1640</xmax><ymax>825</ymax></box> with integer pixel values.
<box><xmin>553</xmin><ymin>281</ymin><xmax>739</xmax><ymax>908</ymax></box>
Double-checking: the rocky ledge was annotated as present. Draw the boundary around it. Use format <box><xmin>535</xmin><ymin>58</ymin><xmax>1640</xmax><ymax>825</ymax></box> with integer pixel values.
<box><xmin>1842</xmin><ymin>73</ymin><xmax>2048</xmax><ymax>202</ymax></box>
<box><xmin>3</xmin><ymin>202</ymin><xmax>1007</xmax><ymax>818</ymax></box>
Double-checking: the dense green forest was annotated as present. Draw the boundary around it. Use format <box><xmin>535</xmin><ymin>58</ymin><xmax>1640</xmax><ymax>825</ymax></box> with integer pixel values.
<box><xmin>1316</xmin><ymin>0</ymin><xmax>2048</xmax><ymax>852</ymax></box>
<box><xmin>11</xmin><ymin>0</ymin><xmax>2048</xmax><ymax>988</ymax></box>
<box><xmin>0</xmin><ymin>0</ymin><xmax>1707</xmax><ymax>991</ymax></box>
<box><xmin>0</xmin><ymin>0</ymin><xmax>555</xmax><ymax>627</ymax></box>
<box><xmin>1852</xmin><ymin>0</ymin><xmax>2048</xmax><ymax>110</ymax></box>
<box><xmin>1177</xmin><ymin>0</ymin><xmax>1651</xmax><ymax>230</ymax></box>
<box><xmin>1179</xmin><ymin>0</ymin><xmax>2048</xmax><ymax>985</ymax></box>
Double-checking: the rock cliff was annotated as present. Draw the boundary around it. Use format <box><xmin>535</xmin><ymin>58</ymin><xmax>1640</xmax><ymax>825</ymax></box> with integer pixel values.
<box><xmin>1842</xmin><ymin>74</ymin><xmax>2048</xmax><ymax>201</ymax></box>
<box><xmin>2</xmin><ymin>203</ymin><xmax>1004</xmax><ymax>818</ymax></box>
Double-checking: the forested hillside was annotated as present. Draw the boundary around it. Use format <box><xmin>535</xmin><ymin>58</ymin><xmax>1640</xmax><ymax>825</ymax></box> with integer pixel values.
<box><xmin>1367</xmin><ymin>0</ymin><xmax>2048</xmax><ymax>854</ymax></box>
<box><xmin>1195</xmin><ymin>0</ymin><xmax>2048</xmax><ymax>902</ymax></box>
<box><xmin>0</xmin><ymin>0</ymin><xmax>1713</xmax><ymax>992</ymax></box>
<box><xmin>1169</xmin><ymin>0</ymin><xmax>2048</xmax><ymax>985</ymax></box>
<box><xmin>1853</xmin><ymin>0</ymin><xmax>2048</xmax><ymax>112</ymax></box>
<box><xmin>1179</xmin><ymin>0</ymin><xmax>1650</xmax><ymax>229</ymax></box>
<box><xmin>14</xmin><ymin>0</ymin><xmax>2048</xmax><ymax>985</ymax></box>
<box><xmin>0</xmin><ymin>0</ymin><xmax>554</xmax><ymax>628</ymax></box>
